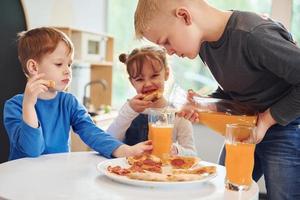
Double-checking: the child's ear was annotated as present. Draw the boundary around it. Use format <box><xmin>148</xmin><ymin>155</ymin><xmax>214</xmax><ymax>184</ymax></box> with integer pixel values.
<box><xmin>175</xmin><ymin>7</ymin><xmax>192</xmax><ymax>25</ymax></box>
<box><xmin>164</xmin><ymin>67</ymin><xmax>170</xmax><ymax>81</ymax></box>
<box><xmin>26</xmin><ymin>59</ymin><xmax>39</xmax><ymax>75</ymax></box>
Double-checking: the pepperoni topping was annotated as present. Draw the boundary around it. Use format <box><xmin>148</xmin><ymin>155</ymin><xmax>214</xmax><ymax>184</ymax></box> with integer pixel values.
<box><xmin>171</xmin><ymin>158</ymin><xmax>185</xmax><ymax>167</ymax></box>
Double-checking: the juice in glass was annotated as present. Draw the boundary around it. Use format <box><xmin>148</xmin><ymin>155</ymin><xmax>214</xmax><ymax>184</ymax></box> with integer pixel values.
<box><xmin>225</xmin><ymin>124</ymin><xmax>256</xmax><ymax>191</ymax></box>
<box><xmin>197</xmin><ymin>111</ymin><xmax>257</xmax><ymax>136</ymax></box>
<box><xmin>149</xmin><ymin>124</ymin><xmax>173</xmax><ymax>159</ymax></box>
<box><xmin>225</xmin><ymin>143</ymin><xmax>255</xmax><ymax>186</ymax></box>
<box><xmin>148</xmin><ymin>108</ymin><xmax>175</xmax><ymax>160</ymax></box>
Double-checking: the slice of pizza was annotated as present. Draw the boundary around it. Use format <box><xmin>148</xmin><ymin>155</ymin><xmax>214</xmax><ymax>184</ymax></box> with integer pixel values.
<box><xmin>107</xmin><ymin>165</ymin><xmax>131</xmax><ymax>176</ymax></box>
<box><xmin>167</xmin><ymin>173</ymin><xmax>208</xmax><ymax>182</ymax></box>
<box><xmin>127</xmin><ymin>171</ymin><xmax>169</xmax><ymax>182</ymax></box>
<box><xmin>172</xmin><ymin>166</ymin><xmax>217</xmax><ymax>175</ymax></box>
<box><xmin>127</xmin><ymin>154</ymin><xmax>163</xmax><ymax>173</ymax></box>
<box><xmin>127</xmin><ymin>168</ymin><xmax>216</xmax><ymax>182</ymax></box>
<box><xmin>168</xmin><ymin>156</ymin><xmax>200</xmax><ymax>169</ymax></box>
<box><xmin>143</xmin><ymin>90</ymin><xmax>163</xmax><ymax>102</ymax></box>
<box><xmin>127</xmin><ymin>154</ymin><xmax>161</xmax><ymax>165</ymax></box>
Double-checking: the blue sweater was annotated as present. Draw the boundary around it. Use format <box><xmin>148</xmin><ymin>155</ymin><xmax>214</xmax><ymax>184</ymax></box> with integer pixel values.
<box><xmin>3</xmin><ymin>92</ymin><xmax>123</xmax><ymax>160</ymax></box>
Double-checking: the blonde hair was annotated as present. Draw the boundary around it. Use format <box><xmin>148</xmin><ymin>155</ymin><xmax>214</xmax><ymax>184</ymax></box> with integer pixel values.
<box><xmin>134</xmin><ymin>0</ymin><xmax>203</xmax><ymax>39</ymax></box>
<box><xmin>119</xmin><ymin>46</ymin><xmax>167</xmax><ymax>79</ymax></box>
<box><xmin>134</xmin><ymin>0</ymin><xmax>166</xmax><ymax>39</ymax></box>
<box><xmin>17</xmin><ymin>27</ymin><xmax>74</xmax><ymax>75</ymax></box>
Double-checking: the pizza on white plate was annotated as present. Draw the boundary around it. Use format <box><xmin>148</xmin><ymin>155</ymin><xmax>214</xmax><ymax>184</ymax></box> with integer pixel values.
<box><xmin>107</xmin><ymin>154</ymin><xmax>216</xmax><ymax>182</ymax></box>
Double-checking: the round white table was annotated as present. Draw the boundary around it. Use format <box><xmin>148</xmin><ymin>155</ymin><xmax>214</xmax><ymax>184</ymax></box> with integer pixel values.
<box><xmin>0</xmin><ymin>152</ymin><xmax>259</xmax><ymax>200</ymax></box>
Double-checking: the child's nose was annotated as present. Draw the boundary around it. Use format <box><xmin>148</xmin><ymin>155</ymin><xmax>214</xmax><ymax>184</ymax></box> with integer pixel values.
<box><xmin>144</xmin><ymin>79</ymin><xmax>153</xmax><ymax>87</ymax></box>
<box><xmin>166</xmin><ymin>47</ymin><xmax>175</xmax><ymax>55</ymax></box>
<box><xmin>63</xmin><ymin>67</ymin><xmax>71</xmax><ymax>74</ymax></box>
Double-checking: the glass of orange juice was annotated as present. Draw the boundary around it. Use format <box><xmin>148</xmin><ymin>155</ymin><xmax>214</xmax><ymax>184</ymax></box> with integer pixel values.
<box><xmin>148</xmin><ymin>108</ymin><xmax>175</xmax><ymax>160</ymax></box>
<box><xmin>225</xmin><ymin>123</ymin><xmax>256</xmax><ymax>191</ymax></box>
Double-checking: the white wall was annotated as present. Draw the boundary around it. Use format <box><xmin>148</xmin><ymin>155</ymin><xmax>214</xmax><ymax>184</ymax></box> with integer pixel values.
<box><xmin>271</xmin><ymin>0</ymin><xmax>292</xmax><ymax>30</ymax></box>
<box><xmin>22</xmin><ymin>0</ymin><xmax>107</xmax><ymax>33</ymax></box>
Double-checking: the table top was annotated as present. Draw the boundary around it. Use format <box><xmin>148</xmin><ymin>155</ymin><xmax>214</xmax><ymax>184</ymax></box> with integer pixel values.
<box><xmin>0</xmin><ymin>152</ymin><xmax>259</xmax><ymax>200</ymax></box>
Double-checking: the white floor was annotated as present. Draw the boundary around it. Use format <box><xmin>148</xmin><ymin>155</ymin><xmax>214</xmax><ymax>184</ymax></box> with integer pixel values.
<box><xmin>193</xmin><ymin>124</ymin><xmax>267</xmax><ymax>194</ymax></box>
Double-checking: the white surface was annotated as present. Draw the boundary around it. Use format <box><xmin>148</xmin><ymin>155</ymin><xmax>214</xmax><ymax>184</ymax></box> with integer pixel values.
<box><xmin>0</xmin><ymin>152</ymin><xmax>259</xmax><ymax>200</ymax></box>
<box><xmin>271</xmin><ymin>0</ymin><xmax>292</xmax><ymax>30</ymax></box>
<box><xmin>22</xmin><ymin>0</ymin><xmax>108</xmax><ymax>33</ymax></box>
<box><xmin>97</xmin><ymin>158</ymin><xmax>217</xmax><ymax>187</ymax></box>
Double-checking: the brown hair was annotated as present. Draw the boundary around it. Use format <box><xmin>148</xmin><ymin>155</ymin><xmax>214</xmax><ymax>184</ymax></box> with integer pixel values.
<box><xmin>17</xmin><ymin>27</ymin><xmax>74</xmax><ymax>75</ymax></box>
<box><xmin>119</xmin><ymin>46</ymin><xmax>167</xmax><ymax>79</ymax></box>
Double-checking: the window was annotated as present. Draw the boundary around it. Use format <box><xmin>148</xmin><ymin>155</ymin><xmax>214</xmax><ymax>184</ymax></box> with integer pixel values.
<box><xmin>108</xmin><ymin>0</ymin><xmax>280</xmax><ymax>108</ymax></box>
<box><xmin>291</xmin><ymin>0</ymin><xmax>300</xmax><ymax>44</ymax></box>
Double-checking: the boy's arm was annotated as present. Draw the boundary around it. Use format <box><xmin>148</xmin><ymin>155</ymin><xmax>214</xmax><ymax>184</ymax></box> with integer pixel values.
<box><xmin>106</xmin><ymin>101</ymin><xmax>139</xmax><ymax>141</ymax></box>
<box><xmin>70</xmin><ymin>95</ymin><xmax>123</xmax><ymax>158</ymax></box>
<box><xmin>247</xmin><ymin>26</ymin><xmax>300</xmax><ymax>125</ymax></box>
<box><xmin>173</xmin><ymin>117</ymin><xmax>197</xmax><ymax>156</ymax></box>
<box><xmin>70</xmin><ymin>95</ymin><xmax>152</xmax><ymax>158</ymax></box>
<box><xmin>4</xmin><ymin>97</ymin><xmax>45</xmax><ymax>158</ymax></box>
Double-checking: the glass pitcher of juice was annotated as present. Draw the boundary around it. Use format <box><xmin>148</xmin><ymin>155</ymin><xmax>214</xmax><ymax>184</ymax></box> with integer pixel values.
<box><xmin>191</xmin><ymin>96</ymin><xmax>258</xmax><ymax>136</ymax></box>
<box><xmin>168</xmin><ymin>85</ymin><xmax>258</xmax><ymax>136</ymax></box>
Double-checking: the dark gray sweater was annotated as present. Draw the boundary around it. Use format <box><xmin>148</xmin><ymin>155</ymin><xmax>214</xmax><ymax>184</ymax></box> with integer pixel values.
<box><xmin>200</xmin><ymin>10</ymin><xmax>300</xmax><ymax>126</ymax></box>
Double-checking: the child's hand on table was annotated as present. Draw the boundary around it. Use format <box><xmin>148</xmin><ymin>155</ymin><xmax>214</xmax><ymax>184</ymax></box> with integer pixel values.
<box><xmin>112</xmin><ymin>140</ymin><xmax>153</xmax><ymax>157</ymax></box>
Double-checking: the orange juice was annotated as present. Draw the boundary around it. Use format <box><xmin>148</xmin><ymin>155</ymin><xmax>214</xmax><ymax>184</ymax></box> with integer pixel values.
<box><xmin>197</xmin><ymin>111</ymin><xmax>257</xmax><ymax>136</ymax></box>
<box><xmin>149</xmin><ymin>124</ymin><xmax>173</xmax><ymax>159</ymax></box>
<box><xmin>225</xmin><ymin>143</ymin><xmax>255</xmax><ymax>186</ymax></box>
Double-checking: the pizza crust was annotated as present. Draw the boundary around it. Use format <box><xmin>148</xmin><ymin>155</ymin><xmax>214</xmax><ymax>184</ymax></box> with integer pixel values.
<box><xmin>143</xmin><ymin>90</ymin><xmax>163</xmax><ymax>102</ymax></box>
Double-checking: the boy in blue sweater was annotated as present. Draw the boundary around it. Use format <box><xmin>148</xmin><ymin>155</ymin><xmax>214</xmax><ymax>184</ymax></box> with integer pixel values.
<box><xmin>3</xmin><ymin>27</ymin><xmax>152</xmax><ymax>160</ymax></box>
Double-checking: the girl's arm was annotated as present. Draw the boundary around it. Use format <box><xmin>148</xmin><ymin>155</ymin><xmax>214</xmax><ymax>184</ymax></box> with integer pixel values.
<box><xmin>173</xmin><ymin>117</ymin><xmax>197</xmax><ymax>156</ymax></box>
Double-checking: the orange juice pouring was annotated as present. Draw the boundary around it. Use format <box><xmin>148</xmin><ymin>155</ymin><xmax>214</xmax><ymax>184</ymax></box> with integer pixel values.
<box><xmin>190</xmin><ymin>96</ymin><xmax>258</xmax><ymax>136</ymax></box>
<box><xmin>197</xmin><ymin>111</ymin><xmax>257</xmax><ymax>136</ymax></box>
<box><xmin>225</xmin><ymin>124</ymin><xmax>256</xmax><ymax>191</ymax></box>
<box><xmin>148</xmin><ymin>108</ymin><xmax>175</xmax><ymax>160</ymax></box>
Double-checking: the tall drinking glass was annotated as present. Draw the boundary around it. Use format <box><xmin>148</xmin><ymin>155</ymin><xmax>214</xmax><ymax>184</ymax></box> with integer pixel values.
<box><xmin>148</xmin><ymin>108</ymin><xmax>175</xmax><ymax>160</ymax></box>
<box><xmin>225</xmin><ymin>124</ymin><xmax>256</xmax><ymax>191</ymax></box>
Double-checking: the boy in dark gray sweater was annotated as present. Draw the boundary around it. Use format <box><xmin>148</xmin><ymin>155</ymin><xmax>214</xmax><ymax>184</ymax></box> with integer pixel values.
<box><xmin>134</xmin><ymin>1</ymin><xmax>300</xmax><ymax>199</ymax></box>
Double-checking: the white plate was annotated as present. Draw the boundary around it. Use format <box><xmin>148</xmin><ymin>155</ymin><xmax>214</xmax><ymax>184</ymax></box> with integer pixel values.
<box><xmin>97</xmin><ymin>157</ymin><xmax>217</xmax><ymax>187</ymax></box>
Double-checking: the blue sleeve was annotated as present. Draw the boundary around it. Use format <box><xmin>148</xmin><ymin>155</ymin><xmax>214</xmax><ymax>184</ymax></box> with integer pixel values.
<box><xmin>69</xmin><ymin>95</ymin><xmax>123</xmax><ymax>158</ymax></box>
<box><xmin>3</xmin><ymin>97</ymin><xmax>45</xmax><ymax>158</ymax></box>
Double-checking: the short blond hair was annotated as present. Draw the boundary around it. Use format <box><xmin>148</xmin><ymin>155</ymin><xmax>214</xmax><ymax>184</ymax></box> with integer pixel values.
<box><xmin>134</xmin><ymin>0</ymin><xmax>165</xmax><ymax>39</ymax></box>
<box><xmin>134</xmin><ymin>0</ymin><xmax>202</xmax><ymax>39</ymax></box>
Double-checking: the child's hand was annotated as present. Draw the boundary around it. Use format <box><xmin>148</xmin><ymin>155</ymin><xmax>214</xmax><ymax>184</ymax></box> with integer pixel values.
<box><xmin>177</xmin><ymin>104</ymin><xmax>199</xmax><ymax>123</ymax></box>
<box><xmin>112</xmin><ymin>141</ymin><xmax>152</xmax><ymax>157</ymax></box>
<box><xmin>187</xmin><ymin>89</ymin><xmax>201</xmax><ymax>103</ymax></box>
<box><xmin>170</xmin><ymin>144</ymin><xmax>178</xmax><ymax>155</ymax></box>
<box><xmin>176</xmin><ymin>89</ymin><xmax>200</xmax><ymax>123</ymax></box>
<box><xmin>129</xmin><ymin>94</ymin><xmax>152</xmax><ymax>113</ymax></box>
<box><xmin>255</xmin><ymin>108</ymin><xmax>276</xmax><ymax>143</ymax></box>
<box><xmin>23</xmin><ymin>73</ymin><xmax>49</xmax><ymax>106</ymax></box>
<box><xmin>128</xmin><ymin>140</ymin><xmax>153</xmax><ymax>156</ymax></box>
